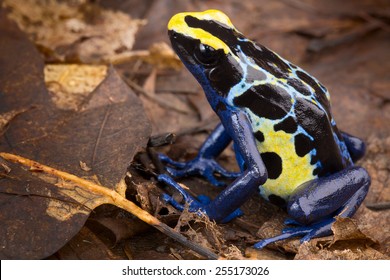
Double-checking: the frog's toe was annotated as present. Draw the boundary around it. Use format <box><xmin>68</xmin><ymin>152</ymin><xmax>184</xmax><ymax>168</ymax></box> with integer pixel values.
<box><xmin>300</xmin><ymin>219</ymin><xmax>334</xmax><ymax>243</ymax></box>
<box><xmin>158</xmin><ymin>174</ymin><xmax>205</xmax><ymax>213</ymax></box>
<box><xmin>158</xmin><ymin>174</ymin><xmax>191</xmax><ymax>199</ymax></box>
<box><xmin>158</xmin><ymin>154</ymin><xmax>186</xmax><ymax>168</ymax></box>
<box><xmin>162</xmin><ymin>193</ymin><xmax>186</xmax><ymax>211</ymax></box>
<box><xmin>213</xmin><ymin>164</ymin><xmax>241</xmax><ymax>179</ymax></box>
<box><xmin>204</xmin><ymin>171</ymin><xmax>227</xmax><ymax>187</ymax></box>
<box><xmin>283</xmin><ymin>218</ymin><xmax>303</xmax><ymax>226</ymax></box>
<box><xmin>254</xmin><ymin>220</ymin><xmax>334</xmax><ymax>249</ymax></box>
<box><xmin>282</xmin><ymin>226</ymin><xmax>310</xmax><ymax>234</ymax></box>
<box><xmin>165</xmin><ymin>166</ymin><xmax>188</xmax><ymax>178</ymax></box>
<box><xmin>254</xmin><ymin>231</ymin><xmax>303</xmax><ymax>249</ymax></box>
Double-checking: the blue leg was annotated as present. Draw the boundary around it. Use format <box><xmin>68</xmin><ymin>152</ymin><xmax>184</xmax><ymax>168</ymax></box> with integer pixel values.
<box><xmin>159</xmin><ymin>123</ymin><xmax>240</xmax><ymax>187</ymax></box>
<box><xmin>159</xmin><ymin>111</ymin><xmax>268</xmax><ymax>222</ymax></box>
<box><xmin>254</xmin><ymin>166</ymin><xmax>370</xmax><ymax>249</ymax></box>
<box><xmin>341</xmin><ymin>132</ymin><xmax>366</xmax><ymax>163</ymax></box>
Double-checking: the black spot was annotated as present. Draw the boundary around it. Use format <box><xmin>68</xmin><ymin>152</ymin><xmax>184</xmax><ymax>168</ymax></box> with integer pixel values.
<box><xmin>254</xmin><ymin>131</ymin><xmax>265</xmax><ymax>142</ymax></box>
<box><xmin>274</xmin><ymin>116</ymin><xmax>297</xmax><ymax>134</ymax></box>
<box><xmin>268</xmin><ymin>194</ymin><xmax>286</xmax><ymax>208</ymax></box>
<box><xmin>294</xmin><ymin>133</ymin><xmax>314</xmax><ymax>157</ymax></box>
<box><xmin>312</xmin><ymin>167</ymin><xmax>321</xmax><ymax>176</ymax></box>
<box><xmin>310</xmin><ymin>154</ymin><xmax>319</xmax><ymax>165</ymax></box>
<box><xmin>287</xmin><ymin>78</ymin><xmax>311</xmax><ymax>96</ymax></box>
<box><xmin>216</xmin><ymin>101</ymin><xmax>227</xmax><ymax>112</ymax></box>
<box><xmin>233</xmin><ymin>84</ymin><xmax>292</xmax><ymax>120</ymax></box>
<box><xmin>261</xmin><ymin>152</ymin><xmax>282</xmax><ymax>179</ymax></box>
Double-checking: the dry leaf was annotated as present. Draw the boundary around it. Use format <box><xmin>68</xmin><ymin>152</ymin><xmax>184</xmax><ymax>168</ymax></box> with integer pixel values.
<box><xmin>3</xmin><ymin>0</ymin><xmax>145</xmax><ymax>63</ymax></box>
<box><xmin>44</xmin><ymin>64</ymin><xmax>108</xmax><ymax>110</ymax></box>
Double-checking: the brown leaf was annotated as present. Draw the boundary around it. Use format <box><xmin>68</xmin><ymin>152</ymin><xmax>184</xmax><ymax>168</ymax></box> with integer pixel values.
<box><xmin>294</xmin><ymin>240</ymin><xmax>387</xmax><ymax>260</ymax></box>
<box><xmin>330</xmin><ymin>216</ymin><xmax>377</xmax><ymax>246</ymax></box>
<box><xmin>53</xmin><ymin>226</ymin><xmax>123</xmax><ymax>260</ymax></box>
<box><xmin>91</xmin><ymin>216</ymin><xmax>150</xmax><ymax>243</ymax></box>
<box><xmin>0</xmin><ymin>10</ymin><xmax>152</xmax><ymax>258</ymax></box>
<box><xmin>44</xmin><ymin>64</ymin><xmax>108</xmax><ymax>110</ymax></box>
<box><xmin>3</xmin><ymin>0</ymin><xmax>145</xmax><ymax>63</ymax></box>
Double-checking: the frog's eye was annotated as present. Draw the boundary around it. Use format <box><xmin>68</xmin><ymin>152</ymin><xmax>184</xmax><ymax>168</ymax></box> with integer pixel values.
<box><xmin>194</xmin><ymin>43</ymin><xmax>220</xmax><ymax>66</ymax></box>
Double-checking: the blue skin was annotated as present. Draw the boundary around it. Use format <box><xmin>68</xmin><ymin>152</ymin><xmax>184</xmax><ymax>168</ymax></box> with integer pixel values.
<box><xmin>158</xmin><ymin>30</ymin><xmax>370</xmax><ymax>249</ymax></box>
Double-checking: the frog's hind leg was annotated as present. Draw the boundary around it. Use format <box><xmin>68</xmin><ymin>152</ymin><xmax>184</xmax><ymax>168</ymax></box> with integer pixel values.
<box><xmin>254</xmin><ymin>166</ymin><xmax>370</xmax><ymax>249</ymax></box>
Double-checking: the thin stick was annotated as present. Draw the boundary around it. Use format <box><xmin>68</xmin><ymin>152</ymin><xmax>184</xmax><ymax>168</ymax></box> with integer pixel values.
<box><xmin>0</xmin><ymin>152</ymin><xmax>218</xmax><ymax>260</ymax></box>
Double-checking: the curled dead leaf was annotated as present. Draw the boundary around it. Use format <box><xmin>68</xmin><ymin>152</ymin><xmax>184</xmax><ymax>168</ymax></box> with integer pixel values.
<box><xmin>330</xmin><ymin>216</ymin><xmax>378</xmax><ymax>246</ymax></box>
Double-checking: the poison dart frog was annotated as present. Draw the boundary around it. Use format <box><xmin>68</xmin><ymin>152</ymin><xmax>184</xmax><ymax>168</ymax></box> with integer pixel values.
<box><xmin>158</xmin><ymin>10</ymin><xmax>370</xmax><ymax>249</ymax></box>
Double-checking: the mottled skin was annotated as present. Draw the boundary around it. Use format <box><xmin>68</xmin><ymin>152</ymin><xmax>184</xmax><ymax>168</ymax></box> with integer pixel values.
<box><xmin>158</xmin><ymin>10</ymin><xmax>370</xmax><ymax>248</ymax></box>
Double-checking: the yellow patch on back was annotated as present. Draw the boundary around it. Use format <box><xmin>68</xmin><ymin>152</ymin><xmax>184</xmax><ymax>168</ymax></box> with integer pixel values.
<box><xmin>167</xmin><ymin>10</ymin><xmax>235</xmax><ymax>54</ymax></box>
<box><xmin>257</xmin><ymin>119</ymin><xmax>315</xmax><ymax>200</ymax></box>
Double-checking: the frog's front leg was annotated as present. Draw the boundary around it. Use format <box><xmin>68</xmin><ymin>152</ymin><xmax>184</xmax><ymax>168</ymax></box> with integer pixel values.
<box><xmin>254</xmin><ymin>166</ymin><xmax>370</xmax><ymax>249</ymax></box>
<box><xmin>160</xmin><ymin>111</ymin><xmax>268</xmax><ymax>222</ymax></box>
<box><xmin>159</xmin><ymin>123</ymin><xmax>240</xmax><ymax>186</ymax></box>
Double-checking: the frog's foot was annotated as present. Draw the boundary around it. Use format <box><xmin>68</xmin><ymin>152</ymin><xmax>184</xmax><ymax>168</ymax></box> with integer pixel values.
<box><xmin>158</xmin><ymin>174</ymin><xmax>242</xmax><ymax>221</ymax></box>
<box><xmin>158</xmin><ymin>154</ymin><xmax>240</xmax><ymax>187</ymax></box>
<box><xmin>254</xmin><ymin>218</ymin><xmax>334</xmax><ymax>249</ymax></box>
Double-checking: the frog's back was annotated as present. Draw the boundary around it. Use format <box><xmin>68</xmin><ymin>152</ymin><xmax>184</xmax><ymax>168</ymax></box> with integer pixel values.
<box><xmin>227</xmin><ymin>39</ymin><xmax>353</xmax><ymax>203</ymax></box>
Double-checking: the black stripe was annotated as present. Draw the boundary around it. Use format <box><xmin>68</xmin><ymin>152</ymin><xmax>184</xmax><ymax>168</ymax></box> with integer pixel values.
<box><xmin>287</xmin><ymin>78</ymin><xmax>311</xmax><ymax>96</ymax></box>
<box><xmin>296</xmin><ymin>70</ymin><xmax>330</xmax><ymax>115</ymax></box>
<box><xmin>185</xmin><ymin>16</ymin><xmax>240</xmax><ymax>48</ymax></box>
<box><xmin>233</xmin><ymin>84</ymin><xmax>292</xmax><ymax>120</ymax></box>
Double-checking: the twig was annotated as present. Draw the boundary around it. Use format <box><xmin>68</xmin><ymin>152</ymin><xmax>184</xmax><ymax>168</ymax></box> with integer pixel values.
<box><xmin>308</xmin><ymin>20</ymin><xmax>382</xmax><ymax>53</ymax></box>
<box><xmin>365</xmin><ymin>201</ymin><xmax>390</xmax><ymax>211</ymax></box>
<box><xmin>0</xmin><ymin>152</ymin><xmax>218</xmax><ymax>260</ymax></box>
<box><xmin>125</xmin><ymin>78</ymin><xmax>189</xmax><ymax>114</ymax></box>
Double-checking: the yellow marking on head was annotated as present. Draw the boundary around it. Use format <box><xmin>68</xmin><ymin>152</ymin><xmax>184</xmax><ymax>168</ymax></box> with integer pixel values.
<box><xmin>256</xmin><ymin>119</ymin><xmax>315</xmax><ymax>200</ymax></box>
<box><xmin>167</xmin><ymin>10</ymin><xmax>235</xmax><ymax>54</ymax></box>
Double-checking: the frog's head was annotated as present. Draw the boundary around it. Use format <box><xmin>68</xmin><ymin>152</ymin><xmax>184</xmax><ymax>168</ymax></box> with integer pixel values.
<box><xmin>167</xmin><ymin>10</ymin><xmax>247</xmax><ymax>108</ymax></box>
